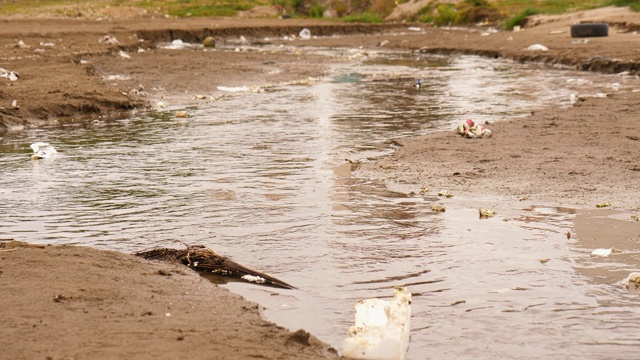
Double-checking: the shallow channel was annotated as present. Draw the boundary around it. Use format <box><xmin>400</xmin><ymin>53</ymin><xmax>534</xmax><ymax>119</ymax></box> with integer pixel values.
<box><xmin>1</xmin><ymin>49</ymin><xmax>639</xmax><ymax>359</ymax></box>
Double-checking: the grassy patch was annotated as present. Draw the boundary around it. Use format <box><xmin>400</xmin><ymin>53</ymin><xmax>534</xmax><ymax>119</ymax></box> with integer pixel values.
<box><xmin>504</xmin><ymin>8</ymin><xmax>540</xmax><ymax>30</ymax></box>
<box><xmin>607</xmin><ymin>0</ymin><xmax>640</xmax><ymax>10</ymax></box>
<box><xmin>342</xmin><ymin>12</ymin><xmax>384</xmax><ymax>23</ymax></box>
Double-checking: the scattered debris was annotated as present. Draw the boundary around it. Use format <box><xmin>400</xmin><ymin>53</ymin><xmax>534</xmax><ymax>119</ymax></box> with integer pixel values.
<box><xmin>622</xmin><ymin>272</ymin><xmax>640</xmax><ymax>288</ymax></box>
<box><xmin>203</xmin><ymin>36</ymin><xmax>216</xmax><ymax>48</ymax></box>
<box><xmin>596</xmin><ymin>202</ymin><xmax>611</xmax><ymax>208</ymax></box>
<box><xmin>118</xmin><ymin>50</ymin><xmax>131</xmax><ymax>59</ymax></box>
<box><xmin>30</xmin><ymin>142</ymin><xmax>58</xmax><ymax>160</ymax></box>
<box><xmin>156</xmin><ymin>100</ymin><xmax>166</xmax><ymax>108</ymax></box>
<box><xmin>526</xmin><ymin>44</ymin><xmax>549</xmax><ymax>51</ymax></box>
<box><xmin>590</xmin><ymin>248</ymin><xmax>621</xmax><ymax>257</ymax></box>
<box><xmin>407</xmin><ymin>27</ymin><xmax>422</xmax><ymax>32</ymax></box>
<box><xmin>539</xmin><ymin>259</ymin><xmax>550</xmax><ymax>264</ymax></box>
<box><xmin>217</xmin><ymin>85</ymin><xmax>250</xmax><ymax>92</ymax></box>
<box><xmin>430</xmin><ymin>204</ymin><xmax>446</xmax><ymax>212</ymax></box>
<box><xmin>455</xmin><ymin>119</ymin><xmax>492</xmax><ymax>139</ymax></box>
<box><xmin>16</xmin><ymin>40</ymin><xmax>30</xmax><ymax>48</ymax></box>
<box><xmin>195</xmin><ymin>94</ymin><xmax>207</xmax><ymax>100</ymax></box>
<box><xmin>631</xmin><ymin>214</ymin><xmax>639</xmax><ymax>222</ymax></box>
<box><xmin>0</xmin><ymin>68</ymin><xmax>19</xmax><ymax>81</ymax></box>
<box><xmin>299</xmin><ymin>28</ymin><xmax>311</xmax><ymax>40</ymax></box>
<box><xmin>438</xmin><ymin>190</ymin><xmax>453</xmax><ymax>198</ymax></box>
<box><xmin>98</xmin><ymin>35</ymin><xmax>119</xmax><ymax>45</ymax></box>
<box><xmin>11</xmin><ymin>100</ymin><xmax>19</xmax><ymax>109</ymax></box>
<box><xmin>566</xmin><ymin>231</ymin><xmax>572</xmax><ymax>240</ymax></box>
<box><xmin>39</xmin><ymin>42</ymin><xmax>55</xmax><ymax>47</ymax></box>
<box><xmin>135</xmin><ymin>244</ymin><xmax>296</xmax><ymax>289</ymax></box>
<box><xmin>175</xmin><ymin>111</ymin><xmax>188</xmax><ymax>118</ymax></box>
<box><xmin>343</xmin><ymin>286</ymin><xmax>412</xmax><ymax>360</ymax></box>
<box><xmin>419</xmin><ymin>187</ymin><xmax>429</xmax><ymax>194</ymax></box>
<box><xmin>479</xmin><ymin>208</ymin><xmax>496</xmax><ymax>219</ymax></box>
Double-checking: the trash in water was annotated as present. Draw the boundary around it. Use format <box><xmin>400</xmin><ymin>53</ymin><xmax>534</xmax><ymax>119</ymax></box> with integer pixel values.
<box><xmin>98</xmin><ymin>35</ymin><xmax>119</xmax><ymax>45</ymax></box>
<box><xmin>590</xmin><ymin>248</ymin><xmax>621</xmax><ymax>257</ymax></box>
<box><xmin>343</xmin><ymin>286</ymin><xmax>412</xmax><ymax>360</ymax></box>
<box><xmin>430</xmin><ymin>204</ymin><xmax>446</xmax><ymax>212</ymax></box>
<box><xmin>217</xmin><ymin>85</ymin><xmax>250</xmax><ymax>92</ymax></box>
<box><xmin>438</xmin><ymin>190</ymin><xmax>453</xmax><ymax>198</ymax></box>
<box><xmin>596</xmin><ymin>202</ymin><xmax>611</xmax><ymax>208</ymax></box>
<box><xmin>203</xmin><ymin>36</ymin><xmax>216</xmax><ymax>48</ymax></box>
<box><xmin>622</xmin><ymin>272</ymin><xmax>640</xmax><ymax>294</ymax></box>
<box><xmin>30</xmin><ymin>142</ymin><xmax>58</xmax><ymax>160</ymax></box>
<box><xmin>526</xmin><ymin>44</ymin><xmax>549</xmax><ymax>51</ymax></box>
<box><xmin>455</xmin><ymin>119</ymin><xmax>492</xmax><ymax>139</ymax></box>
<box><xmin>299</xmin><ymin>28</ymin><xmax>311</xmax><ymax>39</ymax></box>
<box><xmin>479</xmin><ymin>208</ymin><xmax>497</xmax><ymax>219</ymax></box>
<box><xmin>0</xmin><ymin>68</ymin><xmax>19</xmax><ymax>81</ymax></box>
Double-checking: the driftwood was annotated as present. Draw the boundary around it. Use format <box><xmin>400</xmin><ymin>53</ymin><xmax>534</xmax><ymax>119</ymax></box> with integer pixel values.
<box><xmin>135</xmin><ymin>244</ymin><xmax>296</xmax><ymax>290</ymax></box>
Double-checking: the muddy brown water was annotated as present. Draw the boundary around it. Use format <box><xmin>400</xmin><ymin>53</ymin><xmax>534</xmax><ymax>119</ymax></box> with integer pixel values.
<box><xmin>1</xmin><ymin>47</ymin><xmax>639</xmax><ymax>359</ymax></box>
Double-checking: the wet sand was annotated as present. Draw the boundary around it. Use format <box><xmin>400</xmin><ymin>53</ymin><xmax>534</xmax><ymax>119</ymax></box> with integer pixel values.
<box><xmin>1</xmin><ymin>6</ymin><xmax>639</xmax><ymax>359</ymax></box>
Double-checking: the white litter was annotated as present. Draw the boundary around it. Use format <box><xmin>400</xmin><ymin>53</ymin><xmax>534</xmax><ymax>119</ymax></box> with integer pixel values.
<box><xmin>407</xmin><ymin>27</ymin><xmax>421</xmax><ymax>32</ymax></box>
<box><xmin>30</xmin><ymin>142</ymin><xmax>58</xmax><ymax>160</ymax></box>
<box><xmin>590</xmin><ymin>248</ymin><xmax>621</xmax><ymax>257</ymax></box>
<box><xmin>217</xmin><ymin>86</ymin><xmax>249</xmax><ymax>93</ymax></box>
<box><xmin>98</xmin><ymin>35</ymin><xmax>119</xmax><ymax>45</ymax></box>
<box><xmin>118</xmin><ymin>50</ymin><xmax>131</xmax><ymax>59</ymax></box>
<box><xmin>0</xmin><ymin>68</ymin><xmax>19</xmax><ymax>81</ymax></box>
<box><xmin>622</xmin><ymin>272</ymin><xmax>640</xmax><ymax>287</ymax></box>
<box><xmin>11</xmin><ymin>100</ymin><xmax>18</xmax><ymax>109</ymax></box>
<box><xmin>526</xmin><ymin>44</ymin><xmax>548</xmax><ymax>51</ymax></box>
<box><xmin>17</xmin><ymin>40</ymin><xmax>30</xmax><ymax>48</ymax></box>
<box><xmin>299</xmin><ymin>28</ymin><xmax>311</xmax><ymax>39</ymax></box>
<box><xmin>343</xmin><ymin>287</ymin><xmax>412</xmax><ymax>360</ymax></box>
<box><xmin>40</xmin><ymin>42</ymin><xmax>55</xmax><ymax>47</ymax></box>
<box><xmin>241</xmin><ymin>275</ymin><xmax>266</xmax><ymax>284</ymax></box>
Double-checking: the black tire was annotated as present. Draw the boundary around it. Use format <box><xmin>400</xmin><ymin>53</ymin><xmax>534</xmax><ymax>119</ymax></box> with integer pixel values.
<box><xmin>570</xmin><ymin>23</ymin><xmax>608</xmax><ymax>38</ymax></box>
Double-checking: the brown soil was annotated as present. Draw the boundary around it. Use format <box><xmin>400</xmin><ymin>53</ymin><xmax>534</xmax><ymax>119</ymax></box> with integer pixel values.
<box><xmin>0</xmin><ymin>241</ymin><xmax>338</xmax><ymax>359</ymax></box>
<box><xmin>1</xmin><ymin>6</ymin><xmax>639</xmax><ymax>359</ymax></box>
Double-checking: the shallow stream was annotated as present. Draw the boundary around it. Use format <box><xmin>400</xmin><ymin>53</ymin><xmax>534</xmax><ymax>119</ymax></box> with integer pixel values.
<box><xmin>2</xmin><ymin>48</ymin><xmax>639</xmax><ymax>359</ymax></box>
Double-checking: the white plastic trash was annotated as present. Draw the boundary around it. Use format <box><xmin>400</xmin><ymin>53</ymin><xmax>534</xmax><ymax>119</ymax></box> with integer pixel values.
<box><xmin>526</xmin><ymin>44</ymin><xmax>549</xmax><ymax>51</ymax></box>
<box><xmin>343</xmin><ymin>287</ymin><xmax>412</xmax><ymax>360</ymax></box>
<box><xmin>299</xmin><ymin>28</ymin><xmax>311</xmax><ymax>40</ymax></box>
<box><xmin>217</xmin><ymin>86</ymin><xmax>249</xmax><ymax>93</ymax></box>
<box><xmin>590</xmin><ymin>248</ymin><xmax>621</xmax><ymax>257</ymax></box>
<box><xmin>30</xmin><ymin>142</ymin><xmax>57</xmax><ymax>160</ymax></box>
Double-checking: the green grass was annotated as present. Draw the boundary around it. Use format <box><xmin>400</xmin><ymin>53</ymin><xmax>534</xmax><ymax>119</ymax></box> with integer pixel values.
<box><xmin>607</xmin><ymin>0</ymin><xmax>640</xmax><ymax>10</ymax></box>
<box><xmin>504</xmin><ymin>8</ymin><xmax>540</xmax><ymax>30</ymax></box>
<box><xmin>342</xmin><ymin>12</ymin><xmax>384</xmax><ymax>23</ymax></box>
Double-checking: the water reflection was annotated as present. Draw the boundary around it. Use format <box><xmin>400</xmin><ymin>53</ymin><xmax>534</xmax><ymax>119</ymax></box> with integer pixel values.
<box><xmin>1</xmin><ymin>51</ymin><xmax>639</xmax><ymax>358</ymax></box>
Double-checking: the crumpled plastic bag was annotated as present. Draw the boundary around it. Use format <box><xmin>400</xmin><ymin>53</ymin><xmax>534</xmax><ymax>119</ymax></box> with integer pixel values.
<box><xmin>455</xmin><ymin>119</ymin><xmax>492</xmax><ymax>139</ymax></box>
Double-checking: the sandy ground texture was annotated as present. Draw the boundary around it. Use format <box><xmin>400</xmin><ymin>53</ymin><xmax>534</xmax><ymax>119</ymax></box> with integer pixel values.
<box><xmin>1</xmin><ymin>5</ymin><xmax>640</xmax><ymax>359</ymax></box>
<box><xmin>0</xmin><ymin>241</ymin><xmax>339</xmax><ymax>360</ymax></box>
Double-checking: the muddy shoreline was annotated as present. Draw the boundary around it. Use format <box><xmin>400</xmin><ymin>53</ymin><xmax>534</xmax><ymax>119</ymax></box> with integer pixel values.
<box><xmin>1</xmin><ymin>6</ymin><xmax>640</xmax><ymax>359</ymax></box>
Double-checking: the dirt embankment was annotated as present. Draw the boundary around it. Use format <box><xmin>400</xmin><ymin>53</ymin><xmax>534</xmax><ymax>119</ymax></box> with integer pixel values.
<box><xmin>0</xmin><ymin>241</ymin><xmax>339</xmax><ymax>359</ymax></box>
